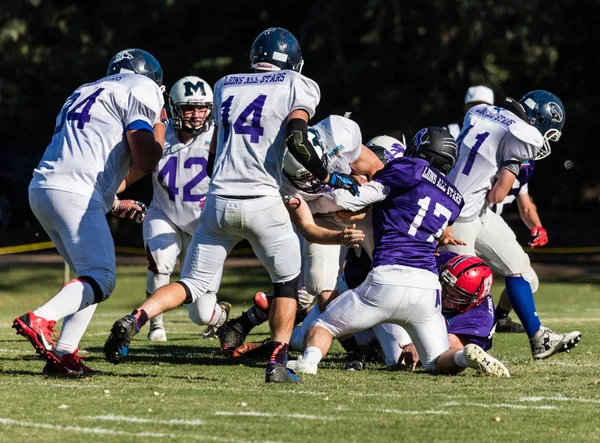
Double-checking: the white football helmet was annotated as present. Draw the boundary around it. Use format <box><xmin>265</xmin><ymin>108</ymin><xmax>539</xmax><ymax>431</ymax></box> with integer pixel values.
<box><xmin>283</xmin><ymin>128</ymin><xmax>329</xmax><ymax>193</ymax></box>
<box><xmin>366</xmin><ymin>134</ymin><xmax>407</xmax><ymax>164</ymax></box>
<box><xmin>168</xmin><ymin>76</ymin><xmax>213</xmax><ymax>136</ymax></box>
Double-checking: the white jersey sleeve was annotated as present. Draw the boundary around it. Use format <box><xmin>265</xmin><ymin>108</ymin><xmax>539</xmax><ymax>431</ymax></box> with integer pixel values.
<box><xmin>30</xmin><ymin>74</ymin><xmax>164</xmax><ymax>212</ymax></box>
<box><xmin>446</xmin><ymin>104</ymin><xmax>540</xmax><ymax>222</ymax></box>
<box><xmin>210</xmin><ymin>70</ymin><xmax>320</xmax><ymax>196</ymax></box>
<box><xmin>312</xmin><ymin>115</ymin><xmax>362</xmax><ymax>175</ymax></box>
<box><xmin>150</xmin><ymin>125</ymin><xmax>213</xmax><ymax>235</ymax></box>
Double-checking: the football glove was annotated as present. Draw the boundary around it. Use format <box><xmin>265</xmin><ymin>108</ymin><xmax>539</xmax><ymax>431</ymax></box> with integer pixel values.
<box><xmin>529</xmin><ymin>226</ymin><xmax>548</xmax><ymax>248</ymax></box>
<box><xmin>327</xmin><ymin>172</ymin><xmax>361</xmax><ymax>196</ymax></box>
<box><xmin>110</xmin><ymin>197</ymin><xmax>147</xmax><ymax>224</ymax></box>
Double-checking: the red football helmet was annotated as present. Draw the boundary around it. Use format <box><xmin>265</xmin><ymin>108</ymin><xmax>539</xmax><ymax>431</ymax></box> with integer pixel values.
<box><xmin>440</xmin><ymin>255</ymin><xmax>493</xmax><ymax>313</ymax></box>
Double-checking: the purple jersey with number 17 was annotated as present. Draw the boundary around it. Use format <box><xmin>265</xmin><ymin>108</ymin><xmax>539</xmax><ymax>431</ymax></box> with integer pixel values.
<box><xmin>371</xmin><ymin>157</ymin><xmax>464</xmax><ymax>274</ymax></box>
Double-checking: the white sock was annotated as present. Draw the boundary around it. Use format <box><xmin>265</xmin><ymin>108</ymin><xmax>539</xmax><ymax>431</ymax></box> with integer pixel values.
<box><xmin>209</xmin><ymin>302</ymin><xmax>224</xmax><ymax>326</ymax></box>
<box><xmin>56</xmin><ymin>304</ymin><xmax>98</xmax><ymax>355</ymax></box>
<box><xmin>302</xmin><ymin>346</ymin><xmax>323</xmax><ymax>364</ymax></box>
<box><xmin>454</xmin><ymin>350</ymin><xmax>469</xmax><ymax>368</ymax></box>
<box><xmin>150</xmin><ymin>314</ymin><xmax>164</xmax><ymax>329</ymax></box>
<box><xmin>34</xmin><ymin>279</ymin><xmax>96</xmax><ymax>322</ymax></box>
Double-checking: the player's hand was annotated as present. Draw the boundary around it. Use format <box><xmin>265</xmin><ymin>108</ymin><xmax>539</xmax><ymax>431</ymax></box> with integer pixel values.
<box><xmin>327</xmin><ymin>172</ymin><xmax>361</xmax><ymax>196</ymax></box>
<box><xmin>159</xmin><ymin>107</ymin><xmax>169</xmax><ymax>128</ymax></box>
<box><xmin>397</xmin><ymin>343</ymin><xmax>420</xmax><ymax>371</ymax></box>
<box><xmin>438</xmin><ymin>226</ymin><xmax>467</xmax><ymax>246</ymax></box>
<box><xmin>529</xmin><ymin>226</ymin><xmax>548</xmax><ymax>248</ymax></box>
<box><xmin>110</xmin><ymin>198</ymin><xmax>147</xmax><ymax>224</ymax></box>
<box><xmin>338</xmin><ymin>224</ymin><xmax>365</xmax><ymax>248</ymax></box>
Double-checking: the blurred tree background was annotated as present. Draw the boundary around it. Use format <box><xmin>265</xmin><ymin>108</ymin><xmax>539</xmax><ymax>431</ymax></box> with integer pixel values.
<box><xmin>0</xmin><ymin>0</ymin><xmax>597</xmax><ymax>248</ymax></box>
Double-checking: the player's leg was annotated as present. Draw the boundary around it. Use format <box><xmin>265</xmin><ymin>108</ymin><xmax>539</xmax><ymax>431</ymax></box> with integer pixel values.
<box><xmin>476</xmin><ymin>209</ymin><xmax>580</xmax><ymax>359</ymax></box>
<box><xmin>143</xmin><ymin>208</ymin><xmax>182</xmax><ymax>342</ymax></box>
<box><xmin>187</xmin><ymin>263</ymin><xmax>231</xmax><ymax>336</ymax></box>
<box><xmin>104</xmin><ymin>195</ymin><xmax>239</xmax><ymax>364</ymax></box>
<box><xmin>371</xmin><ymin>323</ymin><xmax>413</xmax><ymax>366</ymax></box>
<box><xmin>495</xmin><ymin>266</ymin><xmax>539</xmax><ymax>333</ymax></box>
<box><xmin>19</xmin><ymin>189</ymin><xmax>116</xmax><ymax>374</ymax></box>
<box><xmin>396</xmin><ymin>287</ymin><xmax>509</xmax><ymax>377</ymax></box>
<box><xmin>241</xmin><ymin>196</ymin><xmax>302</xmax><ymax>382</ymax></box>
<box><xmin>302</xmin><ymin>240</ymin><xmax>341</xmax><ymax>310</ymax></box>
<box><xmin>290</xmin><ymin>274</ymin><xmax>390</xmax><ymax>375</ymax></box>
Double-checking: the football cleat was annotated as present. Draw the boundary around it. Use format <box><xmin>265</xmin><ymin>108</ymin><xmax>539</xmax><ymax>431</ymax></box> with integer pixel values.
<box><xmin>286</xmin><ymin>357</ymin><xmax>318</xmax><ymax>375</ymax></box>
<box><xmin>43</xmin><ymin>350</ymin><xmax>98</xmax><ymax>376</ymax></box>
<box><xmin>233</xmin><ymin>338</ymin><xmax>270</xmax><ymax>359</ymax></box>
<box><xmin>265</xmin><ymin>362</ymin><xmax>303</xmax><ymax>384</ymax></box>
<box><xmin>530</xmin><ymin>327</ymin><xmax>581</xmax><ymax>360</ymax></box>
<box><xmin>464</xmin><ymin>344</ymin><xmax>510</xmax><ymax>377</ymax></box>
<box><xmin>216</xmin><ymin>315</ymin><xmax>246</xmax><ymax>354</ymax></box>
<box><xmin>12</xmin><ymin>312</ymin><xmax>58</xmax><ymax>356</ymax></box>
<box><xmin>343</xmin><ymin>351</ymin><xmax>366</xmax><ymax>371</ymax></box>
<box><xmin>104</xmin><ymin>315</ymin><xmax>139</xmax><ymax>364</ymax></box>
<box><xmin>495</xmin><ymin>315</ymin><xmax>526</xmax><ymax>334</ymax></box>
<box><xmin>202</xmin><ymin>302</ymin><xmax>232</xmax><ymax>339</ymax></box>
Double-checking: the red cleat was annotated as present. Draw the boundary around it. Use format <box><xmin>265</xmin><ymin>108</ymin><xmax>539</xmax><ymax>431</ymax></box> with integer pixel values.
<box><xmin>43</xmin><ymin>350</ymin><xmax>98</xmax><ymax>376</ymax></box>
<box><xmin>12</xmin><ymin>312</ymin><xmax>58</xmax><ymax>357</ymax></box>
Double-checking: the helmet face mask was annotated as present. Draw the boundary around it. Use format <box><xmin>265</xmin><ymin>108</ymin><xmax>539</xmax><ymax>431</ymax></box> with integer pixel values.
<box><xmin>440</xmin><ymin>255</ymin><xmax>493</xmax><ymax>313</ymax></box>
<box><xmin>519</xmin><ymin>90</ymin><xmax>565</xmax><ymax>160</ymax></box>
<box><xmin>107</xmin><ymin>48</ymin><xmax>163</xmax><ymax>89</ymax></box>
<box><xmin>250</xmin><ymin>27</ymin><xmax>304</xmax><ymax>73</ymax></box>
<box><xmin>283</xmin><ymin>128</ymin><xmax>328</xmax><ymax>193</ymax></box>
<box><xmin>168</xmin><ymin>76</ymin><xmax>214</xmax><ymax>136</ymax></box>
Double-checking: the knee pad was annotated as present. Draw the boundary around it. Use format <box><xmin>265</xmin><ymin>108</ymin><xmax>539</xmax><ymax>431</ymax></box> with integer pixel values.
<box><xmin>523</xmin><ymin>269</ymin><xmax>539</xmax><ymax>294</ymax></box>
<box><xmin>79</xmin><ymin>274</ymin><xmax>114</xmax><ymax>304</ymax></box>
<box><xmin>273</xmin><ymin>276</ymin><xmax>299</xmax><ymax>300</ymax></box>
<box><xmin>146</xmin><ymin>271</ymin><xmax>170</xmax><ymax>295</ymax></box>
<box><xmin>186</xmin><ymin>292</ymin><xmax>218</xmax><ymax>325</ymax></box>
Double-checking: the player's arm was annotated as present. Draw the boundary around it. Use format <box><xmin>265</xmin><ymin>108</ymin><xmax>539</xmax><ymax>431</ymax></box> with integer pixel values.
<box><xmin>284</xmin><ymin>195</ymin><xmax>364</xmax><ymax>248</ymax></box>
<box><xmin>286</xmin><ymin>110</ymin><xmax>360</xmax><ymax>195</ymax></box>
<box><xmin>516</xmin><ymin>192</ymin><xmax>548</xmax><ymax>247</ymax></box>
<box><xmin>350</xmin><ymin>144</ymin><xmax>384</xmax><ymax>180</ymax></box>
<box><xmin>332</xmin><ymin>181</ymin><xmax>388</xmax><ymax>212</ymax></box>
<box><xmin>486</xmin><ymin>167</ymin><xmax>518</xmax><ymax>204</ymax></box>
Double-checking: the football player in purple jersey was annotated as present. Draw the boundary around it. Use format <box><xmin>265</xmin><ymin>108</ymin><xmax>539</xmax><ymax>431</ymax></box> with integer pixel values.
<box><xmin>288</xmin><ymin>126</ymin><xmax>510</xmax><ymax>377</ymax></box>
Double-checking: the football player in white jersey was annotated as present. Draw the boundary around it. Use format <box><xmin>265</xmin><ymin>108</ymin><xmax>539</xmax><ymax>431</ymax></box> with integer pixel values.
<box><xmin>13</xmin><ymin>48</ymin><xmax>166</xmax><ymax>375</ymax></box>
<box><xmin>104</xmin><ymin>27</ymin><xmax>360</xmax><ymax>383</ymax></box>
<box><xmin>440</xmin><ymin>90</ymin><xmax>581</xmax><ymax>359</ymax></box>
<box><xmin>143</xmin><ymin>76</ymin><xmax>230</xmax><ymax>342</ymax></box>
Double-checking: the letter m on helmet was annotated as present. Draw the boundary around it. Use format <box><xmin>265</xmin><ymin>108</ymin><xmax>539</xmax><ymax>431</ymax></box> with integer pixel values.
<box><xmin>184</xmin><ymin>81</ymin><xmax>206</xmax><ymax>97</ymax></box>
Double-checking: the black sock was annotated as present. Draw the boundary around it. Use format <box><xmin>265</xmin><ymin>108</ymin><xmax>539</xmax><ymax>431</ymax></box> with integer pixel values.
<box><xmin>339</xmin><ymin>335</ymin><xmax>361</xmax><ymax>354</ymax></box>
<box><xmin>267</xmin><ymin>341</ymin><xmax>289</xmax><ymax>364</ymax></box>
<box><xmin>237</xmin><ymin>310</ymin><xmax>260</xmax><ymax>336</ymax></box>
<box><xmin>495</xmin><ymin>306</ymin><xmax>510</xmax><ymax>320</ymax></box>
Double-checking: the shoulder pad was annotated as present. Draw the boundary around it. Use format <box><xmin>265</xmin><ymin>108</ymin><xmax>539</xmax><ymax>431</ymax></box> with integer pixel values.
<box><xmin>508</xmin><ymin>114</ymin><xmax>543</xmax><ymax>147</ymax></box>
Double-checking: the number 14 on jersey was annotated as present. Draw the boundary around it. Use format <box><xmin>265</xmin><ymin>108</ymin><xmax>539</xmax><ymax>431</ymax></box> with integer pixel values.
<box><xmin>221</xmin><ymin>94</ymin><xmax>266</xmax><ymax>143</ymax></box>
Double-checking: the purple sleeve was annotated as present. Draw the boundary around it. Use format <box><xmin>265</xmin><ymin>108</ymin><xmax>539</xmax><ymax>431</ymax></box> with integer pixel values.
<box><xmin>374</xmin><ymin>159</ymin><xmax>423</xmax><ymax>191</ymax></box>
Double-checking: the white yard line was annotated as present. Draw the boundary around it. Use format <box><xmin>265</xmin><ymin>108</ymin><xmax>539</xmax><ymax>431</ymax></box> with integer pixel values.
<box><xmin>215</xmin><ymin>411</ymin><xmax>336</xmax><ymax>420</ymax></box>
<box><xmin>0</xmin><ymin>417</ymin><xmax>174</xmax><ymax>438</ymax></box>
<box><xmin>443</xmin><ymin>401</ymin><xmax>557</xmax><ymax>410</ymax></box>
<box><xmin>83</xmin><ymin>414</ymin><xmax>203</xmax><ymax>425</ymax></box>
<box><xmin>379</xmin><ymin>409</ymin><xmax>449</xmax><ymax>415</ymax></box>
<box><xmin>542</xmin><ymin>362</ymin><xmax>600</xmax><ymax>368</ymax></box>
<box><xmin>520</xmin><ymin>395</ymin><xmax>600</xmax><ymax>404</ymax></box>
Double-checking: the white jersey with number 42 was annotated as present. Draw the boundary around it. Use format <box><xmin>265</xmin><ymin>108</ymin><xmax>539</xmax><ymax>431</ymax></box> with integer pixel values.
<box><xmin>446</xmin><ymin>104</ymin><xmax>543</xmax><ymax>222</ymax></box>
<box><xmin>151</xmin><ymin>124</ymin><xmax>213</xmax><ymax>235</ymax></box>
<box><xmin>30</xmin><ymin>74</ymin><xmax>164</xmax><ymax>212</ymax></box>
<box><xmin>210</xmin><ymin>70</ymin><xmax>320</xmax><ymax>197</ymax></box>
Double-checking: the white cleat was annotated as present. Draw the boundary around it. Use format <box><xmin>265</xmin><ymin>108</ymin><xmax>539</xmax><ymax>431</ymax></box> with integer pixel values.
<box><xmin>287</xmin><ymin>357</ymin><xmax>318</xmax><ymax>375</ymax></box>
<box><xmin>530</xmin><ymin>327</ymin><xmax>581</xmax><ymax>360</ymax></box>
<box><xmin>148</xmin><ymin>327</ymin><xmax>167</xmax><ymax>342</ymax></box>
<box><xmin>464</xmin><ymin>344</ymin><xmax>510</xmax><ymax>378</ymax></box>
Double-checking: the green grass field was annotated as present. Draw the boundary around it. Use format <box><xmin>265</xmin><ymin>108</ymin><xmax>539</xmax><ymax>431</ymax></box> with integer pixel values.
<box><xmin>0</xmin><ymin>259</ymin><xmax>599</xmax><ymax>442</ymax></box>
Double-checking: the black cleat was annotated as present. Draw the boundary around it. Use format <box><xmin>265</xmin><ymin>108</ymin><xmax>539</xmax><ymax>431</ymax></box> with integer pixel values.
<box><xmin>265</xmin><ymin>362</ymin><xmax>303</xmax><ymax>384</ymax></box>
<box><xmin>495</xmin><ymin>316</ymin><xmax>526</xmax><ymax>334</ymax></box>
<box><xmin>343</xmin><ymin>351</ymin><xmax>366</xmax><ymax>371</ymax></box>
<box><xmin>104</xmin><ymin>315</ymin><xmax>139</xmax><ymax>364</ymax></box>
<box><xmin>216</xmin><ymin>316</ymin><xmax>246</xmax><ymax>354</ymax></box>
